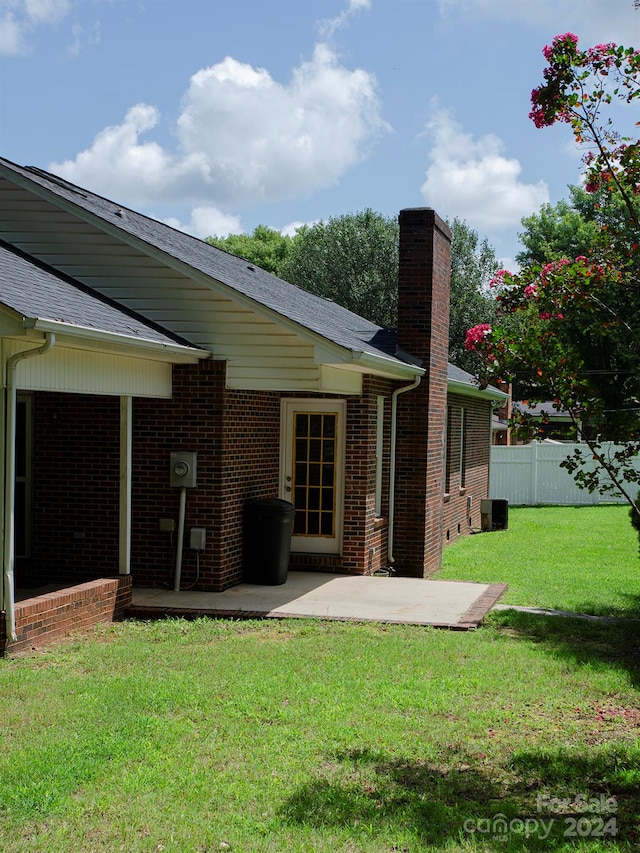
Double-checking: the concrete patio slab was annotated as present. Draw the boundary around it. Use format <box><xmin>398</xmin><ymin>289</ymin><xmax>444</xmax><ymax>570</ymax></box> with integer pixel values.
<box><xmin>128</xmin><ymin>572</ymin><xmax>507</xmax><ymax>630</ymax></box>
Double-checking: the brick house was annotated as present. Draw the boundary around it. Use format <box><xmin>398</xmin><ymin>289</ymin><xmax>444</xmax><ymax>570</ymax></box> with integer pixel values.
<box><xmin>0</xmin><ymin>157</ymin><xmax>506</xmax><ymax>654</ymax></box>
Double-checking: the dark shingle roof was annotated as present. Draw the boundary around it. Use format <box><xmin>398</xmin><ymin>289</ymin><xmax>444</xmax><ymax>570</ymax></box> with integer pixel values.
<box><xmin>7</xmin><ymin>161</ymin><xmax>401</xmax><ymax>365</ymax></box>
<box><xmin>0</xmin><ymin>239</ymin><xmax>196</xmax><ymax>347</ymax></box>
<box><xmin>0</xmin><ymin>157</ymin><xmax>500</xmax><ymax>391</ymax></box>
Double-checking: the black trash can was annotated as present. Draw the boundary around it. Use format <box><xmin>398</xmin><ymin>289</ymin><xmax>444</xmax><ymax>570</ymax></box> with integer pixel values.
<box><xmin>244</xmin><ymin>498</ymin><xmax>296</xmax><ymax>584</ymax></box>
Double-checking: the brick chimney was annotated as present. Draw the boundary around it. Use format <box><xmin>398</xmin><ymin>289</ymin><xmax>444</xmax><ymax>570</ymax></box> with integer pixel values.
<box><xmin>393</xmin><ymin>208</ymin><xmax>451</xmax><ymax>577</ymax></box>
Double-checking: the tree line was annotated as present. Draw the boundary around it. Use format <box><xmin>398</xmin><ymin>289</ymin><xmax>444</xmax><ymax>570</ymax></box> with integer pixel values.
<box><xmin>208</xmin><ymin>211</ymin><xmax>499</xmax><ymax>374</ymax></box>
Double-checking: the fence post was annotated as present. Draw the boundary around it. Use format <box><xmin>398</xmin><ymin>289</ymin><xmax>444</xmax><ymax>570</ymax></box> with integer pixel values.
<box><xmin>531</xmin><ymin>441</ymin><xmax>539</xmax><ymax>505</ymax></box>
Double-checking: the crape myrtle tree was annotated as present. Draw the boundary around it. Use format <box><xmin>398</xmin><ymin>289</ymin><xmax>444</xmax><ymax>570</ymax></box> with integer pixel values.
<box><xmin>465</xmin><ymin>32</ymin><xmax>640</xmax><ymax>518</ymax></box>
<box><xmin>208</xmin><ymin>210</ymin><xmax>498</xmax><ymax>372</ymax></box>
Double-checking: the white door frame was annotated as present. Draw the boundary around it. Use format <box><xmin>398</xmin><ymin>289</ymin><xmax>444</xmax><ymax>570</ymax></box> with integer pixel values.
<box><xmin>280</xmin><ymin>398</ymin><xmax>345</xmax><ymax>554</ymax></box>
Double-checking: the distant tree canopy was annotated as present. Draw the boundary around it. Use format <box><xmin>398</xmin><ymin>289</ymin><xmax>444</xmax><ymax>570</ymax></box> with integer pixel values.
<box><xmin>281</xmin><ymin>210</ymin><xmax>399</xmax><ymax>328</ymax></box>
<box><xmin>447</xmin><ymin>218</ymin><xmax>499</xmax><ymax>371</ymax></box>
<box><xmin>516</xmin><ymin>186</ymin><xmax>601</xmax><ymax>266</ymax></box>
<box><xmin>516</xmin><ymin>184</ymin><xmax>639</xmax><ymax>267</ymax></box>
<box><xmin>207</xmin><ymin>210</ymin><xmax>498</xmax><ymax>372</ymax></box>
<box><xmin>206</xmin><ymin>225</ymin><xmax>294</xmax><ymax>275</ymax></box>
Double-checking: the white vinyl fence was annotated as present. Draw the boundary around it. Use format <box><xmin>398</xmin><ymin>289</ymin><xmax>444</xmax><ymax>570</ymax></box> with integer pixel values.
<box><xmin>489</xmin><ymin>441</ymin><xmax>640</xmax><ymax>506</ymax></box>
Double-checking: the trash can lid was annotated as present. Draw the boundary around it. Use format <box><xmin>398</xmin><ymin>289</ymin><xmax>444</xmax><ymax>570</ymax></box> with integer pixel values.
<box><xmin>247</xmin><ymin>498</ymin><xmax>295</xmax><ymax>512</ymax></box>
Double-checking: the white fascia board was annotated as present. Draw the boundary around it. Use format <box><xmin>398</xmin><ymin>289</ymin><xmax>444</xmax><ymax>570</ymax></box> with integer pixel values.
<box><xmin>347</xmin><ymin>351</ymin><xmax>425</xmax><ymax>380</ymax></box>
<box><xmin>313</xmin><ymin>341</ymin><xmax>424</xmax><ymax>380</ymax></box>
<box><xmin>23</xmin><ymin>318</ymin><xmax>209</xmax><ymax>363</ymax></box>
<box><xmin>447</xmin><ymin>377</ymin><xmax>509</xmax><ymax>403</ymax></box>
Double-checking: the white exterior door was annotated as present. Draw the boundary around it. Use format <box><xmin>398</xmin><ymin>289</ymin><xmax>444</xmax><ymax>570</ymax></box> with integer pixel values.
<box><xmin>281</xmin><ymin>399</ymin><xmax>345</xmax><ymax>554</ymax></box>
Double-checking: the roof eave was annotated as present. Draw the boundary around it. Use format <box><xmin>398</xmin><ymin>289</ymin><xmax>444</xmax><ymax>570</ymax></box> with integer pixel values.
<box><xmin>351</xmin><ymin>350</ymin><xmax>425</xmax><ymax>380</ymax></box>
<box><xmin>23</xmin><ymin>318</ymin><xmax>210</xmax><ymax>363</ymax></box>
<box><xmin>0</xmin><ymin>164</ymin><xmax>420</xmax><ymax>374</ymax></box>
<box><xmin>447</xmin><ymin>377</ymin><xmax>509</xmax><ymax>402</ymax></box>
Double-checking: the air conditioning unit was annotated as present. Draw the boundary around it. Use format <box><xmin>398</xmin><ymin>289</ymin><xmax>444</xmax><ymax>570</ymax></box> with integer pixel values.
<box><xmin>480</xmin><ymin>499</ymin><xmax>509</xmax><ymax>532</ymax></box>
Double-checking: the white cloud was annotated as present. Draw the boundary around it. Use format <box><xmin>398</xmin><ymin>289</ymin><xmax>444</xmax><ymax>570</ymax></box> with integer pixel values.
<box><xmin>279</xmin><ymin>220</ymin><xmax>315</xmax><ymax>237</ymax></box>
<box><xmin>319</xmin><ymin>0</ymin><xmax>371</xmax><ymax>40</ymax></box>
<box><xmin>69</xmin><ymin>19</ymin><xmax>100</xmax><ymax>56</ymax></box>
<box><xmin>0</xmin><ymin>12</ymin><xmax>23</xmax><ymax>54</ymax></box>
<box><xmin>0</xmin><ymin>0</ymin><xmax>70</xmax><ymax>55</ymax></box>
<box><xmin>176</xmin><ymin>44</ymin><xmax>387</xmax><ymax>205</ymax></box>
<box><xmin>420</xmin><ymin>107</ymin><xmax>549</xmax><ymax>230</ymax></box>
<box><xmin>51</xmin><ymin>104</ymin><xmax>209</xmax><ymax>203</ymax></box>
<box><xmin>163</xmin><ymin>207</ymin><xmax>244</xmax><ymax>240</ymax></box>
<box><xmin>24</xmin><ymin>0</ymin><xmax>69</xmax><ymax>24</ymax></box>
<box><xmin>437</xmin><ymin>0</ymin><xmax>639</xmax><ymax>44</ymax></box>
<box><xmin>50</xmin><ymin>42</ymin><xmax>388</xmax><ymax>211</ymax></box>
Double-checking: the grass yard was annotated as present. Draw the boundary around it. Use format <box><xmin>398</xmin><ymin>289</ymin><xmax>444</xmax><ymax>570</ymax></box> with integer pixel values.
<box><xmin>437</xmin><ymin>505</ymin><xmax>640</xmax><ymax>616</ymax></box>
<box><xmin>1</xmin><ymin>505</ymin><xmax>639</xmax><ymax>852</ymax></box>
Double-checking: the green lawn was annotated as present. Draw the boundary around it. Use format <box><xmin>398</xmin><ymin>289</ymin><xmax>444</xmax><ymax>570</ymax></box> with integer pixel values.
<box><xmin>437</xmin><ymin>505</ymin><xmax>640</xmax><ymax>616</ymax></box>
<box><xmin>1</xmin><ymin>506</ymin><xmax>639</xmax><ymax>852</ymax></box>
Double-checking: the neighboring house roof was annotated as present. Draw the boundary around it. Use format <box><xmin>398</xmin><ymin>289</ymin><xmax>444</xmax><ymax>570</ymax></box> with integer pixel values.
<box><xmin>513</xmin><ymin>401</ymin><xmax>571</xmax><ymax>420</ymax></box>
<box><xmin>0</xmin><ymin>240</ymin><xmax>202</xmax><ymax>357</ymax></box>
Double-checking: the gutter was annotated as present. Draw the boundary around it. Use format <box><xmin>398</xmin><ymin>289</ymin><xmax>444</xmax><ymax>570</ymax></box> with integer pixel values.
<box><xmin>447</xmin><ymin>377</ymin><xmax>509</xmax><ymax>403</ymax></box>
<box><xmin>23</xmin><ymin>318</ymin><xmax>209</xmax><ymax>363</ymax></box>
<box><xmin>3</xmin><ymin>333</ymin><xmax>56</xmax><ymax>642</ymax></box>
<box><xmin>350</xmin><ymin>350</ymin><xmax>425</xmax><ymax>381</ymax></box>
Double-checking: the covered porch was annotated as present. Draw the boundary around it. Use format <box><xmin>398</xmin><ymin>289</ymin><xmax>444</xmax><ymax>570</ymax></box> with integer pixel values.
<box><xmin>0</xmin><ymin>245</ymin><xmax>207</xmax><ymax>655</ymax></box>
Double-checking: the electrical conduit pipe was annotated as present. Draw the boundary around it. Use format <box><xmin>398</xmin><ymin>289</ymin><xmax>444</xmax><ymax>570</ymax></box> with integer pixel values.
<box><xmin>173</xmin><ymin>486</ymin><xmax>187</xmax><ymax>592</ymax></box>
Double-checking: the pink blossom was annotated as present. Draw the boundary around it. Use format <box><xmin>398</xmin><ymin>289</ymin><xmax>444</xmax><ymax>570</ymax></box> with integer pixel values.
<box><xmin>489</xmin><ymin>269</ymin><xmax>510</xmax><ymax>288</ymax></box>
<box><xmin>524</xmin><ymin>284</ymin><xmax>538</xmax><ymax>298</ymax></box>
<box><xmin>555</xmin><ymin>32</ymin><xmax>579</xmax><ymax>47</ymax></box>
<box><xmin>587</xmin><ymin>43</ymin><xmax>616</xmax><ymax>65</ymax></box>
<box><xmin>464</xmin><ymin>324</ymin><xmax>492</xmax><ymax>351</ymax></box>
<box><xmin>541</xmin><ymin>259</ymin><xmax>570</xmax><ymax>281</ymax></box>
<box><xmin>529</xmin><ymin>105</ymin><xmax>548</xmax><ymax>129</ymax></box>
<box><xmin>543</xmin><ymin>32</ymin><xmax>579</xmax><ymax>61</ymax></box>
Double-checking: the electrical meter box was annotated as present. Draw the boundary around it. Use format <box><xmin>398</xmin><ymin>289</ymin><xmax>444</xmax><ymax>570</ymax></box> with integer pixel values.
<box><xmin>170</xmin><ymin>451</ymin><xmax>197</xmax><ymax>488</ymax></box>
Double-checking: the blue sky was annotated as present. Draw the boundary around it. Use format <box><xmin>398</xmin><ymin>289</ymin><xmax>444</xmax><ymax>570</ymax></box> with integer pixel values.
<box><xmin>1</xmin><ymin>0</ymin><xmax>638</xmax><ymax>267</ymax></box>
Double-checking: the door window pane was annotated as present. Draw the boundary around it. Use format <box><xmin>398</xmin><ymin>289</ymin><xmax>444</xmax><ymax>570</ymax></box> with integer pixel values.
<box><xmin>292</xmin><ymin>412</ymin><xmax>337</xmax><ymax>538</ymax></box>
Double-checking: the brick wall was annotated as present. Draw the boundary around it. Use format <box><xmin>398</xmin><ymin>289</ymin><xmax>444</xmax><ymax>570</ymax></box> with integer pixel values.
<box><xmin>24</xmin><ymin>295</ymin><xmax>464</xmax><ymax>593</ymax></box>
<box><xmin>342</xmin><ymin>376</ymin><xmax>394</xmax><ymax>574</ymax></box>
<box><xmin>25</xmin><ymin>365</ymin><xmax>399</xmax><ymax>593</ymax></box>
<box><xmin>132</xmin><ymin>360</ymin><xmax>281</xmax><ymax>591</ymax></box>
<box><xmin>30</xmin><ymin>392</ymin><xmax>120</xmax><ymax>586</ymax></box>
<box><xmin>287</xmin><ymin>378</ymin><xmax>394</xmax><ymax>576</ymax></box>
<box><xmin>4</xmin><ymin>576</ymin><xmax>132</xmax><ymax>657</ymax></box>
<box><xmin>442</xmin><ymin>393</ymin><xmax>492</xmax><ymax>546</ymax></box>
<box><xmin>393</xmin><ymin>208</ymin><xmax>452</xmax><ymax>577</ymax></box>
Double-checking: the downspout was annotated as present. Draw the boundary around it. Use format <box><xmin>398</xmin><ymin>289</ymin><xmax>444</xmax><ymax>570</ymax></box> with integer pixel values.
<box><xmin>3</xmin><ymin>333</ymin><xmax>56</xmax><ymax>641</ymax></box>
<box><xmin>387</xmin><ymin>374</ymin><xmax>422</xmax><ymax>569</ymax></box>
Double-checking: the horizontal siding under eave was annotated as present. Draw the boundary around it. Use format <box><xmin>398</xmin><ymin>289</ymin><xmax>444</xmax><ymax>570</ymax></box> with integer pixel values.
<box><xmin>227</xmin><ymin>364</ymin><xmax>319</xmax><ymax>381</ymax></box>
<box><xmin>2</xmin><ymin>341</ymin><xmax>173</xmax><ymax>397</ymax></box>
